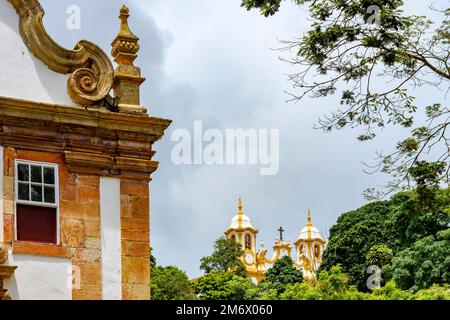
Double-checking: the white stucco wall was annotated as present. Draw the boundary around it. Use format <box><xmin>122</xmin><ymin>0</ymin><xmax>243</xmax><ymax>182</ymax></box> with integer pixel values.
<box><xmin>0</xmin><ymin>1</ymin><xmax>75</xmax><ymax>106</ymax></box>
<box><xmin>100</xmin><ymin>177</ymin><xmax>122</xmax><ymax>300</ymax></box>
<box><xmin>5</xmin><ymin>250</ymin><xmax>72</xmax><ymax>300</ymax></box>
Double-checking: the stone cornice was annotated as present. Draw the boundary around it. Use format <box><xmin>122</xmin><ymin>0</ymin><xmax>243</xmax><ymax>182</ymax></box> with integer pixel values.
<box><xmin>7</xmin><ymin>0</ymin><xmax>114</xmax><ymax>106</ymax></box>
<box><xmin>224</xmin><ymin>227</ymin><xmax>259</xmax><ymax>236</ymax></box>
<box><xmin>0</xmin><ymin>96</ymin><xmax>172</xmax><ymax>180</ymax></box>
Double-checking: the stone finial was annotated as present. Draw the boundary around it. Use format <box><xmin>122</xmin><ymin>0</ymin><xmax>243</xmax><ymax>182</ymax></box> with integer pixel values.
<box><xmin>111</xmin><ymin>5</ymin><xmax>140</xmax><ymax>65</ymax></box>
<box><xmin>111</xmin><ymin>5</ymin><xmax>146</xmax><ymax>114</ymax></box>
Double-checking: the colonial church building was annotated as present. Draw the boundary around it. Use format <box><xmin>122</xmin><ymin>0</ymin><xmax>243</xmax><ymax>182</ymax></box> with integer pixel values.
<box><xmin>0</xmin><ymin>0</ymin><xmax>170</xmax><ymax>299</ymax></box>
<box><xmin>225</xmin><ymin>198</ymin><xmax>326</xmax><ymax>283</ymax></box>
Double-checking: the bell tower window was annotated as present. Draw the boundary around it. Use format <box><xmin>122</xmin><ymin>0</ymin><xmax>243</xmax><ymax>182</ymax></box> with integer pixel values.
<box><xmin>245</xmin><ymin>234</ymin><xmax>252</xmax><ymax>250</ymax></box>
<box><xmin>15</xmin><ymin>161</ymin><xmax>59</xmax><ymax>244</ymax></box>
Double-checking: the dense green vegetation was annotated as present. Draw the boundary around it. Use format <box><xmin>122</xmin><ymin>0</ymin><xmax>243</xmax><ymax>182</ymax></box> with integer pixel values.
<box><xmin>385</xmin><ymin>229</ymin><xmax>450</xmax><ymax>291</ymax></box>
<box><xmin>151</xmin><ymin>265</ymin><xmax>197</xmax><ymax>300</ymax></box>
<box><xmin>151</xmin><ymin>163</ymin><xmax>449</xmax><ymax>300</ymax></box>
<box><xmin>320</xmin><ymin>161</ymin><xmax>450</xmax><ymax>291</ymax></box>
<box><xmin>193</xmin><ymin>272</ymin><xmax>257</xmax><ymax>300</ymax></box>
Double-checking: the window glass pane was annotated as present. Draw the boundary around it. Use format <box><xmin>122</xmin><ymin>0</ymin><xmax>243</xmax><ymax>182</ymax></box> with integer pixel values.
<box><xmin>18</xmin><ymin>164</ymin><xmax>29</xmax><ymax>182</ymax></box>
<box><xmin>43</xmin><ymin>167</ymin><xmax>55</xmax><ymax>185</ymax></box>
<box><xmin>31</xmin><ymin>166</ymin><xmax>42</xmax><ymax>183</ymax></box>
<box><xmin>31</xmin><ymin>184</ymin><xmax>43</xmax><ymax>202</ymax></box>
<box><xmin>44</xmin><ymin>187</ymin><xmax>55</xmax><ymax>204</ymax></box>
<box><xmin>18</xmin><ymin>183</ymin><xmax>30</xmax><ymax>201</ymax></box>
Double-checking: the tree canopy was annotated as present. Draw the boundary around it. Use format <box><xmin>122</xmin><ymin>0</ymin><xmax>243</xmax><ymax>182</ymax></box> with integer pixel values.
<box><xmin>193</xmin><ymin>272</ymin><xmax>257</xmax><ymax>300</ymax></box>
<box><xmin>151</xmin><ymin>266</ymin><xmax>197</xmax><ymax>300</ymax></box>
<box><xmin>320</xmin><ymin>162</ymin><xmax>449</xmax><ymax>291</ymax></box>
<box><xmin>262</xmin><ymin>256</ymin><xmax>304</xmax><ymax>295</ymax></box>
<box><xmin>385</xmin><ymin>228</ymin><xmax>450</xmax><ymax>291</ymax></box>
<box><xmin>200</xmin><ymin>237</ymin><xmax>246</xmax><ymax>276</ymax></box>
<box><xmin>319</xmin><ymin>199</ymin><xmax>398</xmax><ymax>290</ymax></box>
<box><xmin>366</xmin><ymin>244</ymin><xmax>394</xmax><ymax>268</ymax></box>
<box><xmin>281</xmin><ymin>265</ymin><xmax>365</xmax><ymax>300</ymax></box>
<box><xmin>241</xmin><ymin>0</ymin><xmax>449</xmax><ymax>193</ymax></box>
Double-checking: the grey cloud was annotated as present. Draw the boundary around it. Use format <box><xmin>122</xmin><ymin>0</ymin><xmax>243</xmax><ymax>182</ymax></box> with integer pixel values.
<box><xmin>37</xmin><ymin>0</ymin><xmax>447</xmax><ymax>278</ymax></box>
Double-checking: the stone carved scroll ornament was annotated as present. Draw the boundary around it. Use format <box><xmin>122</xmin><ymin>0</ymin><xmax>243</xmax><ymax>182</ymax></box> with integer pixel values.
<box><xmin>0</xmin><ymin>242</ymin><xmax>17</xmax><ymax>300</ymax></box>
<box><xmin>7</xmin><ymin>0</ymin><xmax>114</xmax><ymax>106</ymax></box>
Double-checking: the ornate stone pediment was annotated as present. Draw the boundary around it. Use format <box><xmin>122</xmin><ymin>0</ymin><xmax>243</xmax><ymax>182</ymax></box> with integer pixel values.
<box><xmin>7</xmin><ymin>0</ymin><xmax>114</xmax><ymax>107</ymax></box>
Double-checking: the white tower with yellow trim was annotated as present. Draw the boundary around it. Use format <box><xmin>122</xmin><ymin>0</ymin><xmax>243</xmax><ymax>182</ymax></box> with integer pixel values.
<box><xmin>293</xmin><ymin>209</ymin><xmax>326</xmax><ymax>280</ymax></box>
<box><xmin>224</xmin><ymin>197</ymin><xmax>260</xmax><ymax>281</ymax></box>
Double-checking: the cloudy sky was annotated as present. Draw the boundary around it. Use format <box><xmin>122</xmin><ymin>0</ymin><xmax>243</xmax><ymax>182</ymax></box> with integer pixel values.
<box><xmin>39</xmin><ymin>0</ymin><xmax>447</xmax><ymax>277</ymax></box>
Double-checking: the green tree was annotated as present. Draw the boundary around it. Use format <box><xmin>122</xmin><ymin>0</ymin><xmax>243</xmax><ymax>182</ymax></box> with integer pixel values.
<box><xmin>248</xmin><ymin>282</ymin><xmax>278</xmax><ymax>300</ymax></box>
<box><xmin>262</xmin><ymin>256</ymin><xmax>303</xmax><ymax>295</ymax></box>
<box><xmin>320</xmin><ymin>200</ymin><xmax>398</xmax><ymax>291</ymax></box>
<box><xmin>151</xmin><ymin>266</ymin><xmax>197</xmax><ymax>300</ymax></box>
<box><xmin>408</xmin><ymin>161</ymin><xmax>446</xmax><ymax>209</ymax></box>
<box><xmin>314</xmin><ymin>265</ymin><xmax>364</xmax><ymax>300</ymax></box>
<box><xmin>385</xmin><ymin>228</ymin><xmax>450</xmax><ymax>291</ymax></box>
<box><xmin>413</xmin><ymin>284</ymin><xmax>450</xmax><ymax>300</ymax></box>
<box><xmin>193</xmin><ymin>272</ymin><xmax>257</xmax><ymax>300</ymax></box>
<box><xmin>386</xmin><ymin>185</ymin><xmax>450</xmax><ymax>248</ymax></box>
<box><xmin>366</xmin><ymin>280</ymin><xmax>413</xmax><ymax>300</ymax></box>
<box><xmin>321</xmin><ymin>177</ymin><xmax>449</xmax><ymax>291</ymax></box>
<box><xmin>366</xmin><ymin>244</ymin><xmax>394</xmax><ymax>268</ymax></box>
<box><xmin>241</xmin><ymin>0</ymin><xmax>449</xmax><ymax>192</ymax></box>
<box><xmin>200</xmin><ymin>237</ymin><xmax>246</xmax><ymax>276</ymax></box>
<box><xmin>281</xmin><ymin>265</ymin><xmax>365</xmax><ymax>300</ymax></box>
<box><xmin>280</xmin><ymin>282</ymin><xmax>322</xmax><ymax>300</ymax></box>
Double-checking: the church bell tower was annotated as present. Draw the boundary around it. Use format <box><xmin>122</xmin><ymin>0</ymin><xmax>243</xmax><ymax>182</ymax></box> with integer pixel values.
<box><xmin>224</xmin><ymin>197</ymin><xmax>259</xmax><ymax>280</ymax></box>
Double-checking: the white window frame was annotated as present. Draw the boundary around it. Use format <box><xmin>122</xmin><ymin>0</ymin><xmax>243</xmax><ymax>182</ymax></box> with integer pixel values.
<box><xmin>14</xmin><ymin>160</ymin><xmax>60</xmax><ymax>244</ymax></box>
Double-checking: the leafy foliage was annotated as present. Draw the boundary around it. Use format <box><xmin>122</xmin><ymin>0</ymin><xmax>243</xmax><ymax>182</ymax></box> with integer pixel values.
<box><xmin>281</xmin><ymin>265</ymin><xmax>365</xmax><ymax>300</ymax></box>
<box><xmin>193</xmin><ymin>272</ymin><xmax>257</xmax><ymax>300</ymax></box>
<box><xmin>366</xmin><ymin>280</ymin><xmax>414</xmax><ymax>300</ymax></box>
<box><xmin>242</xmin><ymin>0</ymin><xmax>450</xmax><ymax>192</ymax></box>
<box><xmin>261</xmin><ymin>256</ymin><xmax>304</xmax><ymax>294</ymax></box>
<box><xmin>384</xmin><ymin>228</ymin><xmax>450</xmax><ymax>291</ymax></box>
<box><xmin>278</xmin><ymin>265</ymin><xmax>450</xmax><ymax>300</ymax></box>
<box><xmin>408</xmin><ymin>161</ymin><xmax>446</xmax><ymax>208</ymax></box>
<box><xmin>200</xmin><ymin>237</ymin><xmax>246</xmax><ymax>276</ymax></box>
<box><xmin>247</xmin><ymin>282</ymin><xmax>279</xmax><ymax>300</ymax></box>
<box><xmin>386</xmin><ymin>181</ymin><xmax>450</xmax><ymax>248</ymax></box>
<box><xmin>151</xmin><ymin>266</ymin><xmax>197</xmax><ymax>300</ymax></box>
<box><xmin>366</xmin><ymin>244</ymin><xmax>394</xmax><ymax>267</ymax></box>
<box><xmin>413</xmin><ymin>284</ymin><xmax>450</xmax><ymax>300</ymax></box>
<box><xmin>319</xmin><ymin>200</ymin><xmax>398</xmax><ymax>290</ymax></box>
<box><xmin>320</xmin><ymin>172</ymin><xmax>449</xmax><ymax>290</ymax></box>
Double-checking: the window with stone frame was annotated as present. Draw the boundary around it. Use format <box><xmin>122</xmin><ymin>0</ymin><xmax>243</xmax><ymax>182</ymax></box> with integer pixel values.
<box><xmin>15</xmin><ymin>161</ymin><xmax>59</xmax><ymax>244</ymax></box>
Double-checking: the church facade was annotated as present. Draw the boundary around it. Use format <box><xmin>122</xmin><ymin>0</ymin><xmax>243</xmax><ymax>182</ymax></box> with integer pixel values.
<box><xmin>0</xmin><ymin>0</ymin><xmax>170</xmax><ymax>300</ymax></box>
<box><xmin>225</xmin><ymin>198</ymin><xmax>326</xmax><ymax>283</ymax></box>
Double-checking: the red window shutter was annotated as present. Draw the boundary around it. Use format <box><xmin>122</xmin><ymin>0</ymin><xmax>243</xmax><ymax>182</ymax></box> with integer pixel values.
<box><xmin>16</xmin><ymin>204</ymin><xmax>57</xmax><ymax>244</ymax></box>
